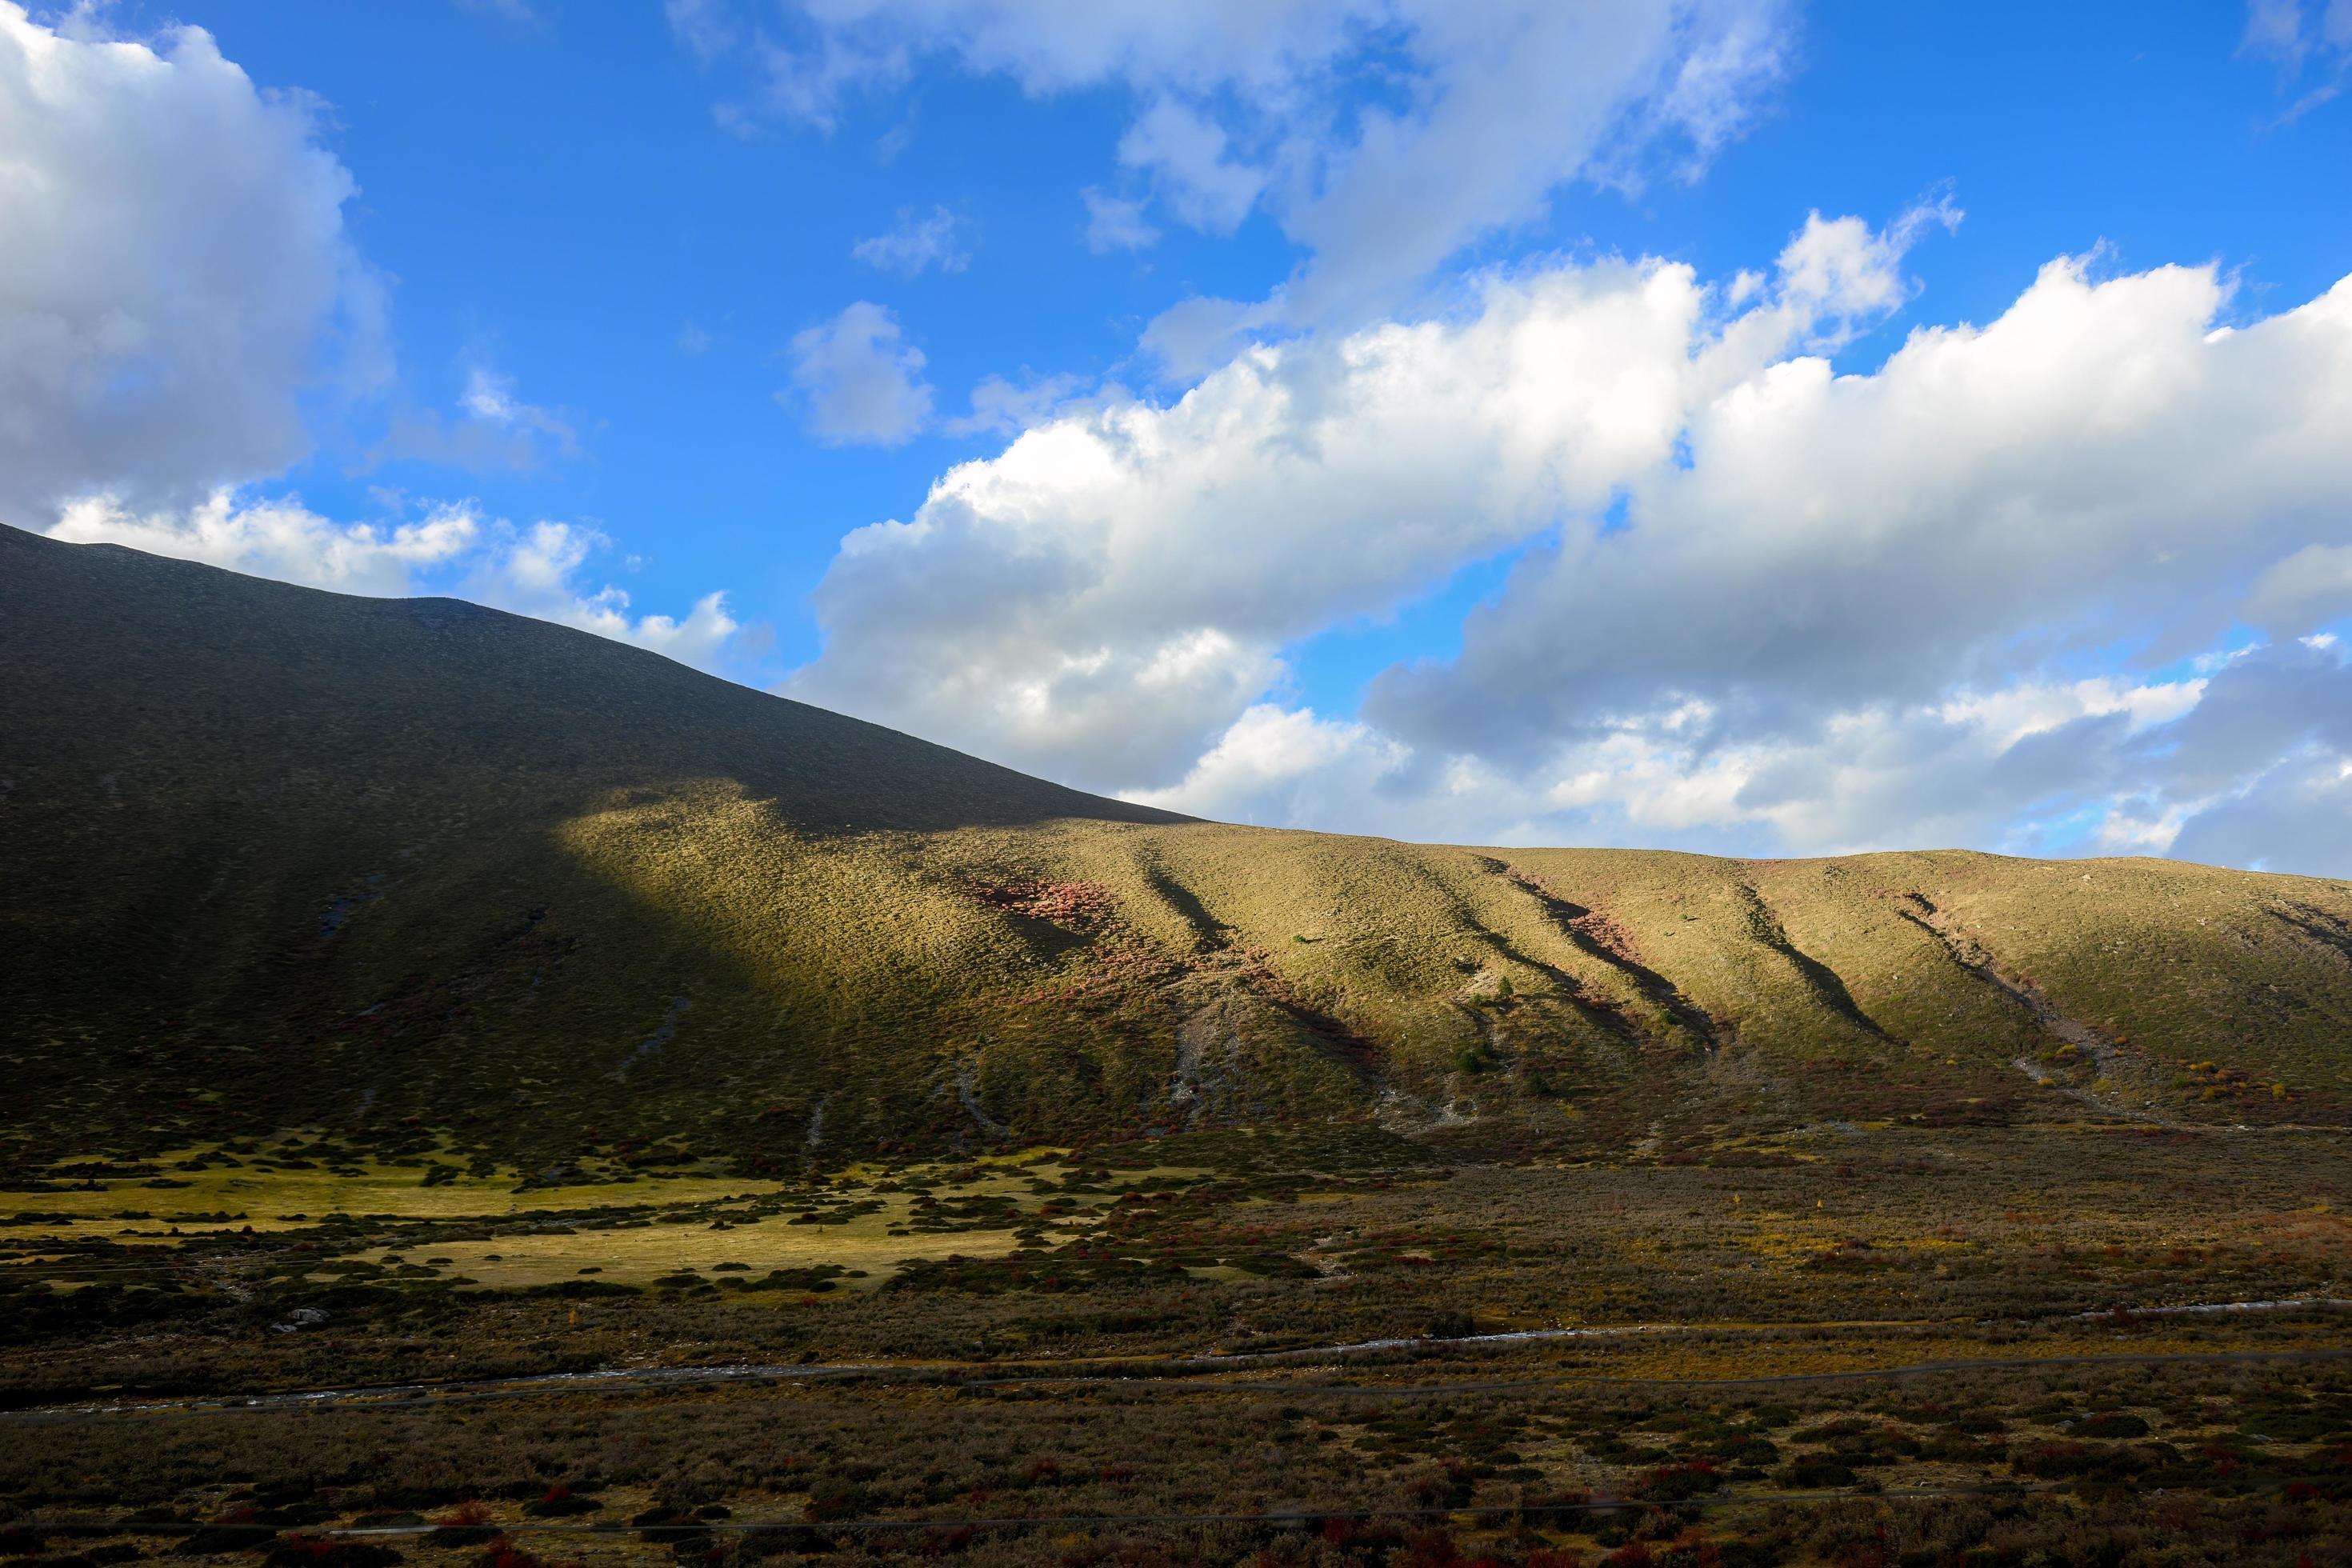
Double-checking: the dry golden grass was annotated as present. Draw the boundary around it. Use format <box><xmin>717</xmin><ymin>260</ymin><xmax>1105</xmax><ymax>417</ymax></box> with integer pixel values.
<box><xmin>6</xmin><ymin>529</ymin><xmax>2351</xmax><ymax>1181</ymax></box>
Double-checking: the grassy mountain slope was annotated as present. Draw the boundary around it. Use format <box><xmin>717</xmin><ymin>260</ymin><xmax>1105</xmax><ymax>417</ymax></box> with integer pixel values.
<box><xmin>5</xmin><ymin>526</ymin><xmax>2350</xmax><ymax>1177</ymax></box>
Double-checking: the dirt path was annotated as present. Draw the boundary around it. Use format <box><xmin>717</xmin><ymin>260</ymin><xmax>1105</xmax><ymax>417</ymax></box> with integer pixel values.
<box><xmin>8</xmin><ymin>1304</ymin><xmax>2343</xmax><ymax>1422</ymax></box>
<box><xmin>1895</xmin><ymin>894</ymin><xmax>2196</xmax><ymax>1129</ymax></box>
<box><xmin>7</xmin><ymin>1483</ymin><xmax>2074</xmax><ymax>1544</ymax></box>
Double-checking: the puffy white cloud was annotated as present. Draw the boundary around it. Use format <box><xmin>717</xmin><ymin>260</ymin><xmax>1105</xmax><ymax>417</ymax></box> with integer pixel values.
<box><xmin>3</xmin><ymin>6</ymin><xmax>746</xmax><ymax>681</ymax></box>
<box><xmin>0</xmin><ymin>3</ymin><xmax>384</xmax><ymax>525</ymax></box>
<box><xmin>46</xmin><ymin>491</ymin><xmax>477</xmax><ymax>597</ymax></box>
<box><xmin>850</xmin><ymin>204</ymin><xmax>970</xmax><ymax>275</ymax></box>
<box><xmin>1122</xmin><ymin>704</ymin><xmax>1421</xmax><ymax>832</ymax></box>
<box><xmin>458</xmin><ymin>519</ymin><xmax>745</xmax><ymax>670</ymax></box>
<box><xmin>785</xmin><ymin>301</ymin><xmax>935</xmax><ymax>446</ymax></box>
<box><xmin>675</xmin><ymin>1</ymin><xmax>1790</xmax><ymax>313</ymax></box>
<box><xmin>1368</xmin><ymin>259</ymin><xmax>2352</xmax><ymax>761</ymax></box>
<box><xmin>38</xmin><ymin>496</ymin><xmax>745</xmax><ymax>674</ymax></box>
<box><xmin>1116</xmin><ymin>98</ymin><xmax>1265</xmax><ymax>235</ymax></box>
<box><xmin>1771</xmin><ymin>197</ymin><xmax>1962</xmax><ymax>340</ymax></box>
<box><xmin>788</xmin><ymin>209</ymin><xmax>1942</xmax><ymax>790</ymax></box>
<box><xmin>1130</xmin><ymin>674</ymin><xmax>2234</xmax><ymax>859</ymax></box>
<box><xmin>1274</xmin><ymin>0</ymin><xmax>1790</xmax><ymax>319</ymax></box>
<box><xmin>1134</xmin><ymin>654</ymin><xmax>2352</xmax><ymax>878</ymax></box>
<box><xmin>790</xmin><ymin>206</ymin><xmax>2352</xmax><ymax>873</ymax></box>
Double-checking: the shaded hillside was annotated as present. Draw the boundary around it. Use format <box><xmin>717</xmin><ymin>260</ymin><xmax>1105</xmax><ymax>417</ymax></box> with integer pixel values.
<box><xmin>4</xmin><ymin>526</ymin><xmax>2350</xmax><ymax>1175</ymax></box>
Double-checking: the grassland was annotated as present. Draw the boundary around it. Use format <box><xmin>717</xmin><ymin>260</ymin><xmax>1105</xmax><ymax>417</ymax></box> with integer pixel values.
<box><xmin>2</xmin><ymin>1124</ymin><xmax>2348</xmax><ymax>1564</ymax></box>
<box><xmin>7</xmin><ymin>529</ymin><xmax>2352</xmax><ymax>1184</ymax></box>
<box><xmin>5</xmin><ymin>531</ymin><xmax>2352</xmax><ymax>1563</ymax></box>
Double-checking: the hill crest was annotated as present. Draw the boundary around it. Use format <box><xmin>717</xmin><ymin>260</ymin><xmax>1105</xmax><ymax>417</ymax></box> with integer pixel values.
<box><xmin>5</xmin><ymin>526</ymin><xmax>2350</xmax><ymax>1176</ymax></box>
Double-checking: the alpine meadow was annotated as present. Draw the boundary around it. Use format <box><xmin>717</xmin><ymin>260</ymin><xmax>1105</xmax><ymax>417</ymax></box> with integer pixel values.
<box><xmin>5</xmin><ymin>3</ymin><xmax>2352</xmax><ymax>1566</ymax></box>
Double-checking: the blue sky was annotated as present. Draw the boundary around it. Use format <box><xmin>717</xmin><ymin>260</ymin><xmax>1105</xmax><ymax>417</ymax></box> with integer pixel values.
<box><xmin>8</xmin><ymin>1</ymin><xmax>2352</xmax><ymax>870</ymax></box>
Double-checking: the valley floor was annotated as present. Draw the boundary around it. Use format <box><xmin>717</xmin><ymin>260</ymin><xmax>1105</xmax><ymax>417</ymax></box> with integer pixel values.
<box><xmin>4</xmin><ymin>1120</ymin><xmax>2349</xmax><ymax>1566</ymax></box>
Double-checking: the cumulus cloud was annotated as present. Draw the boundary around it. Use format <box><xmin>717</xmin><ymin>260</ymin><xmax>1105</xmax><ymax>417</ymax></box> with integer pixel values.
<box><xmin>0</xmin><ymin>3</ymin><xmax>384</xmax><ymax>526</ymax></box>
<box><xmin>1126</xmin><ymin>674</ymin><xmax>2239</xmax><ymax>859</ymax></box>
<box><xmin>1366</xmin><ymin>259</ymin><xmax>2352</xmax><ymax>762</ymax></box>
<box><xmin>1131</xmin><ymin>650</ymin><xmax>2352</xmax><ymax>879</ymax></box>
<box><xmin>47</xmin><ymin>491</ymin><xmax>478</xmax><ymax>597</ymax></box>
<box><xmin>787</xmin><ymin>208</ymin><xmax>1944</xmax><ymax>791</ymax></box>
<box><xmin>785</xmin><ymin>301</ymin><xmax>935</xmax><ymax>445</ymax></box>
<box><xmin>850</xmin><ymin>204</ymin><xmax>970</xmax><ymax>275</ymax></box>
<box><xmin>458</xmin><ymin>519</ymin><xmax>745</xmax><ymax>669</ymax></box>
<box><xmin>1116</xmin><ymin>98</ymin><xmax>1266</xmax><ymax>235</ymax></box>
<box><xmin>39</xmin><ymin>494</ymin><xmax>745</xmax><ymax>673</ymax></box>
<box><xmin>789</xmin><ymin>206</ymin><xmax>2352</xmax><ymax>872</ymax></box>
<box><xmin>1123</xmin><ymin>705</ymin><xmax>1418</xmax><ymax>832</ymax></box>
<box><xmin>673</xmin><ymin>0</ymin><xmax>1790</xmax><ymax>314</ymax></box>
<box><xmin>2</xmin><ymin>6</ymin><xmax>746</xmax><ymax>680</ymax></box>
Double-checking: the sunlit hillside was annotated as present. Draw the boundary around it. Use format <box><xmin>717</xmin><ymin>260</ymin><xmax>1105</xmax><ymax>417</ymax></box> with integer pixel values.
<box><xmin>6</xmin><ymin>526</ymin><xmax>2350</xmax><ymax>1180</ymax></box>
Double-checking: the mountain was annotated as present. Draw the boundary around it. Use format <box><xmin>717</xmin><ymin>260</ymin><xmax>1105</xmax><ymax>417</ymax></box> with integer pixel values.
<box><xmin>5</xmin><ymin>525</ymin><xmax>2350</xmax><ymax>1178</ymax></box>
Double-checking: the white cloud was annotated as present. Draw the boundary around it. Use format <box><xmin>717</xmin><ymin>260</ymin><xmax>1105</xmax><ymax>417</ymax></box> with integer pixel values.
<box><xmin>789</xmin><ymin>208</ymin><xmax>2352</xmax><ymax>873</ymax></box>
<box><xmin>2250</xmin><ymin>541</ymin><xmax>2352</xmax><ymax>624</ymax></box>
<box><xmin>1135</xmin><ymin>654</ymin><xmax>2352</xmax><ymax>876</ymax></box>
<box><xmin>1082</xmin><ymin>186</ymin><xmax>1160</xmax><ymax>254</ymax></box>
<box><xmin>1276</xmin><ymin>1</ymin><xmax>1790</xmax><ymax>318</ymax></box>
<box><xmin>2173</xmin><ymin>751</ymin><xmax>2352</xmax><ymax>874</ymax></box>
<box><xmin>1368</xmin><ymin>259</ymin><xmax>2352</xmax><ymax>762</ymax></box>
<box><xmin>366</xmin><ymin>366</ymin><xmax>581</xmax><ymax>473</ymax></box>
<box><xmin>666</xmin><ymin>0</ymin><xmax>740</xmax><ymax>65</ymax></box>
<box><xmin>1137</xmin><ymin>294</ymin><xmax>1282</xmax><ymax>382</ymax></box>
<box><xmin>0</xmin><ymin>3</ymin><xmax>385</xmax><ymax>526</ymax></box>
<box><xmin>1771</xmin><ymin>196</ymin><xmax>1962</xmax><ymax>340</ymax></box>
<box><xmin>463</xmin><ymin>367</ymin><xmax>579</xmax><ymax>454</ymax></box>
<box><xmin>2</xmin><ymin>6</ymin><xmax>743</xmax><ymax>681</ymax></box>
<box><xmin>788</xmin><ymin>209</ymin><xmax>1941</xmax><ymax>791</ymax></box>
<box><xmin>941</xmin><ymin>371</ymin><xmax>1091</xmax><ymax>439</ymax></box>
<box><xmin>674</xmin><ymin>1</ymin><xmax>1790</xmax><ymax>314</ymax></box>
<box><xmin>46</xmin><ymin>491</ymin><xmax>478</xmax><ymax>597</ymax></box>
<box><xmin>458</xmin><ymin>519</ymin><xmax>745</xmax><ymax>669</ymax></box>
<box><xmin>40</xmin><ymin>494</ymin><xmax>745</xmax><ymax>673</ymax></box>
<box><xmin>2242</xmin><ymin>0</ymin><xmax>2352</xmax><ymax>119</ymax></box>
<box><xmin>2243</xmin><ymin>0</ymin><xmax>2352</xmax><ymax>65</ymax></box>
<box><xmin>1117</xmin><ymin>98</ymin><xmax>1266</xmax><ymax>234</ymax></box>
<box><xmin>1122</xmin><ymin>704</ymin><xmax>1414</xmax><ymax>830</ymax></box>
<box><xmin>850</xmin><ymin>204</ymin><xmax>970</xmax><ymax>275</ymax></box>
<box><xmin>785</xmin><ymin>301</ymin><xmax>935</xmax><ymax>446</ymax></box>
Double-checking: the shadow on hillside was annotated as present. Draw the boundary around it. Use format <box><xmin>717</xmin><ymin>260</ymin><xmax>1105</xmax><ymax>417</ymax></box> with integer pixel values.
<box><xmin>2</xmin><ymin>529</ymin><xmax>1194</xmax><ymax>839</ymax></box>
